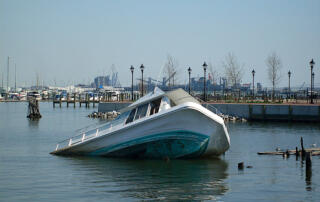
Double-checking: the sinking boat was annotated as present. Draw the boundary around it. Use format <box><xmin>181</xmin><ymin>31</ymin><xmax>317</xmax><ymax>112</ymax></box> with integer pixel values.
<box><xmin>51</xmin><ymin>88</ymin><xmax>230</xmax><ymax>159</ymax></box>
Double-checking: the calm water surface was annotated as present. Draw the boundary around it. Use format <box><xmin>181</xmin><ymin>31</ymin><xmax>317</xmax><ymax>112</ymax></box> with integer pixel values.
<box><xmin>0</xmin><ymin>102</ymin><xmax>319</xmax><ymax>201</ymax></box>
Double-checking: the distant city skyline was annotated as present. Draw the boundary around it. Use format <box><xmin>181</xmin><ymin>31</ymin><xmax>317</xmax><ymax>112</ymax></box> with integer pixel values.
<box><xmin>0</xmin><ymin>0</ymin><xmax>319</xmax><ymax>88</ymax></box>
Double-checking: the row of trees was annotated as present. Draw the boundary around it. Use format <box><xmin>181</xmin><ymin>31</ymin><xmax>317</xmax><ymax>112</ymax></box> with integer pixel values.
<box><xmin>163</xmin><ymin>52</ymin><xmax>282</xmax><ymax>100</ymax></box>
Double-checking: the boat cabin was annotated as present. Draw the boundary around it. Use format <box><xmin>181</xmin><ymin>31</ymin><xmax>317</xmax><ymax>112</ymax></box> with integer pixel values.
<box><xmin>116</xmin><ymin>87</ymin><xmax>200</xmax><ymax>125</ymax></box>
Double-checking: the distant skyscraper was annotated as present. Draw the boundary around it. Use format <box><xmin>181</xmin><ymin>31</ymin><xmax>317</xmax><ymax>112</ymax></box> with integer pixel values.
<box><xmin>94</xmin><ymin>76</ymin><xmax>110</xmax><ymax>88</ymax></box>
<box><xmin>257</xmin><ymin>83</ymin><xmax>262</xmax><ymax>92</ymax></box>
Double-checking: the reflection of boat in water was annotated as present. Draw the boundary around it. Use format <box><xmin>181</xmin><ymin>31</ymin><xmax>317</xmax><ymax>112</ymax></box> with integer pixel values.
<box><xmin>51</xmin><ymin>88</ymin><xmax>230</xmax><ymax>158</ymax></box>
<box><xmin>63</xmin><ymin>157</ymin><xmax>229</xmax><ymax>200</ymax></box>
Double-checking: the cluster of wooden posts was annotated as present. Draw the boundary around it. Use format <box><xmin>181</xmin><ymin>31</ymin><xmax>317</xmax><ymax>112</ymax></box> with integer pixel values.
<box><xmin>257</xmin><ymin>137</ymin><xmax>316</xmax><ymax>180</ymax></box>
<box><xmin>27</xmin><ymin>97</ymin><xmax>42</xmax><ymax>119</ymax></box>
<box><xmin>52</xmin><ymin>92</ymin><xmax>141</xmax><ymax>108</ymax></box>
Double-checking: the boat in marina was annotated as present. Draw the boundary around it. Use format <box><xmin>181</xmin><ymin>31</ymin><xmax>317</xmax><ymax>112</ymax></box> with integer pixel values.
<box><xmin>51</xmin><ymin>88</ymin><xmax>230</xmax><ymax>159</ymax></box>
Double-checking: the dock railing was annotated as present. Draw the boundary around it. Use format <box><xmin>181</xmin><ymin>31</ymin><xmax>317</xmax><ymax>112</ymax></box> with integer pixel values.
<box><xmin>55</xmin><ymin>118</ymin><xmax>125</xmax><ymax>151</ymax></box>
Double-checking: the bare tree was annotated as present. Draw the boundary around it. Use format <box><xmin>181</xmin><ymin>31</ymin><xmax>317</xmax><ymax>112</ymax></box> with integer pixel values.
<box><xmin>223</xmin><ymin>53</ymin><xmax>244</xmax><ymax>88</ymax></box>
<box><xmin>266</xmin><ymin>52</ymin><xmax>282</xmax><ymax>101</ymax></box>
<box><xmin>164</xmin><ymin>54</ymin><xmax>179</xmax><ymax>88</ymax></box>
<box><xmin>208</xmin><ymin>62</ymin><xmax>219</xmax><ymax>96</ymax></box>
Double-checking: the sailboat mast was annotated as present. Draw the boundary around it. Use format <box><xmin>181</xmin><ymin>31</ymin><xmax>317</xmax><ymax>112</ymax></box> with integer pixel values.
<box><xmin>15</xmin><ymin>64</ymin><xmax>17</xmax><ymax>92</ymax></box>
<box><xmin>7</xmin><ymin>56</ymin><xmax>9</xmax><ymax>92</ymax></box>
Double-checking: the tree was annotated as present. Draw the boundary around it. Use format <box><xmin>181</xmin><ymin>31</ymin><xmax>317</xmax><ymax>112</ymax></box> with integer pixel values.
<box><xmin>266</xmin><ymin>52</ymin><xmax>282</xmax><ymax>101</ymax></box>
<box><xmin>208</xmin><ymin>62</ymin><xmax>219</xmax><ymax>96</ymax></box>
<box><xmin>164</xmin><ymin>54</ymin><xmax>179</xmax><ymax>88</ymax></box>
<box><xmin>223</xmin><ymin>52</ymin><xmax>244</xmax><ymax>89</ymax></box>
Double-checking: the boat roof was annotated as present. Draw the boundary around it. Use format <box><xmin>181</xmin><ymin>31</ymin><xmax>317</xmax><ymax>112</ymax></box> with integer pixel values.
<box><xmin>128</xmin><ymin>87</ymin><xmax>165</xmax><ymax>108</ymax></box>
<box><xmin>121</xmin><ymin>87</ymin><xmax>200</xmax><ymax>113</ymax></box>
<box><xmin>166</xmin><ymin>88</ymin><xmax>200</xmax><ymax>106</ymax></box>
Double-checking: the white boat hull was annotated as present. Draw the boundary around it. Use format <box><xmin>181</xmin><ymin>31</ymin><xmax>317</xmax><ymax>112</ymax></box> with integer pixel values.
<box><xmin>52</xmin><ymin>102</ymin><xmax>230</xmax><ymax>158</ymax></box>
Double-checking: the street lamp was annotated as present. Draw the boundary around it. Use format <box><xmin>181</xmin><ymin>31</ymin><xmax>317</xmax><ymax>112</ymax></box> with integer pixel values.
<box><xmin>312</xmin><ymin>72</ymin><xmax>315</xmax><ymax>100</ymax></box>
<box><xmin>140</xmin><ymin>64</ymin><xmax>144</xmax><ymax>97</ymax></box>
<box><xmin>252</xmin><ymin>69</ymin><xmax>255</xmax><ymax>99</ymax></box>
<box><xmin>310</xmin><ymin>59</ymin><xmax>315</xmax><ymax>104</ymax></box>
<box><xmin>202</xmin><ymin>62</ymin><xmax>207</xmax><ymax>101</ymax></box>
<box><xmin>288</xmin><ymin>70</ymin><xmax>291</xmax><ymax>98</ymax></box>
<box><xmin>130</xmin><ymin>65</ymin><xmax>134</xmax><ymax>101</ymax></box>
<box><xmin>187</xmin><ymin>67</ymin><xmax>192</xmax><ymax>94</ymax></box>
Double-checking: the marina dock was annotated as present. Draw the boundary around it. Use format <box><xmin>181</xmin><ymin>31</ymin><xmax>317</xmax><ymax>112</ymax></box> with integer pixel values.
<box><xmin>98</xmin><ymin>102</ymin><xmax>320</xmax><ymax>122</ymax></box>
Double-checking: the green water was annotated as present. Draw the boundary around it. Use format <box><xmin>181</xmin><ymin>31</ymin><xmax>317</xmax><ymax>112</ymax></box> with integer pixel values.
<box><xmin>0</xmin><ymin>102</ymin><xmax>319</xmax><ymax>201</ymax></box>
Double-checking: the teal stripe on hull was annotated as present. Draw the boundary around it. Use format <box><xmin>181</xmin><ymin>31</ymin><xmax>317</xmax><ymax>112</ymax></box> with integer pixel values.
<box><xmin>89</xmin><ymin>130</ymin><xmax>209</xmax><ymax>159</ymax></box>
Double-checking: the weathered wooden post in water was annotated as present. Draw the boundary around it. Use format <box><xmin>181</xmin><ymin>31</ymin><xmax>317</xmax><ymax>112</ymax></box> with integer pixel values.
<box><xmin>301</xmin><ymin>137</ymin><xmax>306</xmax><ymax>157</ymax></box>
<box><xmin>27</xmin><ymin>97</ymin><xmax>42</xmax><ymax>119</ymax></box>
<box><xmin>73</xmin><ymin>93</ymin><xmax>76</xmax><ymax>108</ymax></box>
<box><xmin>59</xmin><ymin>94</ymin><xmax>62</xmax><ymax>108</ymax></box>
<box><xmin>67</xmin><ymin>93</ymin><xmax>69</xmax><ymax>108</ymax></box>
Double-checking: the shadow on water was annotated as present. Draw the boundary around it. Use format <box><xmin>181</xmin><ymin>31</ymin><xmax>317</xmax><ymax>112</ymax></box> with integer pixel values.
<box><xmin>58</xmin><ymin>156</ymin><xmax>229</xmax><ymax>200</ymax></box>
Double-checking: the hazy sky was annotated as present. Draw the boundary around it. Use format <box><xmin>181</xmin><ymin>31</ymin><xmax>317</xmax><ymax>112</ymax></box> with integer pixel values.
<box><xmin>0</xmin><ymin>0</ymin><xmax>319</xmax><ymax>88</ymax></box>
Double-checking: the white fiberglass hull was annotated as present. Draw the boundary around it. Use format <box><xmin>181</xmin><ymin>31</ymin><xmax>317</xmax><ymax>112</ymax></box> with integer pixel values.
<box><xmin>51</xmin><ymin>102</ymin><xmax>230</xmax><ymax>158</ymax></box>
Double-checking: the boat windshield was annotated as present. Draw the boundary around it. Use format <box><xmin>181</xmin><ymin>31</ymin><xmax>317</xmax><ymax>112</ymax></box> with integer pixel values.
<box><xmin>125</xmin><ymin>108</ymin><xmax>137</xmax><ymax>124</ymax></box>
<box><xmin>113</xmin><ymin>110</ymin><xmax>130</xmax><ymax>122</ymax></box>
<box><xmin>134</xmin><ymin>103</ymin><xmax>149</xmax><ymax>120</ymax></box>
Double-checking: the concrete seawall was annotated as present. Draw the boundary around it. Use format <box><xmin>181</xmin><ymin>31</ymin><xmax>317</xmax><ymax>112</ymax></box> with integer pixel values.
<box><xmin>98</xmin><ymin>102</ymin><xmax>320</xmax><ymax>122</ymax></box>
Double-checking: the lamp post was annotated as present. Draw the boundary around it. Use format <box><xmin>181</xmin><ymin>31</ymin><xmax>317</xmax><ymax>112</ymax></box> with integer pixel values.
<box><xmin>202</xmin><ymin>62</ymin><xmax>207</xmax><ymax>101</ymax></box>
<box><xmin>288</xmin><ymin>70</ymin><xmax>291</xmax><ymax>98</ymax></box>
<box><xmin>310</xmin><ymin>59</ymin><xmax>315</xmax><ymax>104</ymax></box>
<box><xmin>312</xmin><ymin>72</ymin><xmax>315</xmax><ymax>101</ymax></box>
<box><xmin>140</xmin><ymin>64</ymin><xmax>144</xmax><ymax>97</ymax></box>
<box><xmin>252</xmin><ymin>69</ymin><xmax>255</xmax><ymax>100</ymax></box>
<box><xmin>188</xmin><ymin>67</ymin><xmax>192</xmax><ymax>94</ymax></box>
<box><xmin>130</xmin><ymin>65</ymin><xmax>134</xmax><ymax>101</ymax></box>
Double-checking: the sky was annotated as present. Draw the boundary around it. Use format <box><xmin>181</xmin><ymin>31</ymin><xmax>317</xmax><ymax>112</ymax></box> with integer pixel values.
<box><xmin>0</xmin><ymin>0</ymin><xmax>319</xmax><ymax>88</ymax></box>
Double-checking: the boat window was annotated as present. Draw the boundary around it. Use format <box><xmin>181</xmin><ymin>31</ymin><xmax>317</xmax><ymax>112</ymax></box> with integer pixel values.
<box><xmin>125</xmin><ymin>108</ymin><xmax>136</xmax><ymax>124</ymax></box>
<box><xmin>114</xmin><ymin>110</ymin><xmax>130</xmax><ymax>122</ymax></box>
<box><xmin>159</xmin><ymin>96</ymin><xmax>171</xmax><ymax>112</ymax></box>
<box><xmin>149</xmin><ymin>98</ymin><xmax>161</xmax><ymax>116</ymax></box>
<box><xmin>134</xmin><ymin>103</ymin><xmax>149</xmax><ymax>120</ymax></box>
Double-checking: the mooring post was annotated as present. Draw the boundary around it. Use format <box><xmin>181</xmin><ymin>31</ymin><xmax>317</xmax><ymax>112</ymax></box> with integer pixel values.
<box><xmin>301</xmin><ymin>137</ymin><xmax>305</xmax><ymax>158</ymax></box>
<box><xmin>53</xmin><ymin>92</ymin><xmax>56</xmax><ymax>108</ymax></box>
<box><xmin>59</xmin><ymin>94</ymin><xmax>62</xmax><ymax>108</ymax></box>
<box><xmin>306</xmin><ymin>152</ymin><xmax>312</xmax><ymax>169</ymax></box>
<box><xmin>79</xmin><ymin>94</ymin><xmax>81</xmax><ymax>107</ymax></box>
<box><xmin>67</xmin><ymin>93</ymin><xmax>69</xmax><ymax>108</ymax></box>
<box><xmin>93</xmin><ymin>95</ymin><xmax>95</xmax><ymax>108</ymax></box>
<box><xmin>238</xmin><ymin>162</ymin><xmax>244</xmax><ymax>170</ymax></box>
<box><xmin>305</xmin><ymin>151</ymin><xmax>312</xmax><ymax>183</ymax></box>
<box><xmin>73</xmin><ymin>93</ymin><xmax>76</xmax><ymax>108</ymax></box>
<box><xmin>86</xmin><ymin>94</ymin><xmax>88</xmax><ymax>108</ymax></box>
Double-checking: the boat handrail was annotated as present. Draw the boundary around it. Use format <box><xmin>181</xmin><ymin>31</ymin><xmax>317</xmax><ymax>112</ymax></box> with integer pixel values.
<box><xmin>55</xmin><ymin>118</ymin><xmax>125</xmax><ymax>151</ymax></box>
<box><xmin>75</xmin><ymin>122</ymin><xmax>107</xmax><ymax>134</ymax></box>
<box><xmin>203</xmin><ymin>104</ymin><xmax>223</xmax><ymax>116</ymax></box>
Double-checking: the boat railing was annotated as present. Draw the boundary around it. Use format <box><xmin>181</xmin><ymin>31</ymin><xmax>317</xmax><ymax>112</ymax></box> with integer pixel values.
<box><xmin>203</xmin><ymin>104</ymin><xmax>224</xmax><ymax>116</ymax></box>
<box><xmin>55</xmin><ymin>118</ymin><xmax>125</xmax><ymax>151</ymax></box>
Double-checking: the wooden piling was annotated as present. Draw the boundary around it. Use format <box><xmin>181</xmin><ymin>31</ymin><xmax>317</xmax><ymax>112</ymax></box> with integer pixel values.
<box><xmin>85</xmin><ymin>94</ymin><xmax>88</xmax><ymax>108</ymax></box>
<box><xmin>301</xmin><ymin>137</ymin><xmax>306</xmax><ymax>157</ymax></box>
<box><xmin>73</xmin><ymin>93</ymin><xmax>77</xmax><ymax>108</ymax></box>
<box><xmin>306</xmin><ymin>152</ymin><xmax>312</xmax><ymax>169</ymax></box>
<box><xmin>238</xmin><ymin>162</ymin><xmax>244</xmax><ymax>170</ymax></box>
<box><xmin>59</xmin><ymin>94</ymin><xmax>62</xmax><ymax>108</ymax></box>
<box><xmin>67</xmin><ymin>93</ymin><xmax>69</xmax><ymax>108</ymax></box>
<box><xmin>305</xmin><ymin>151</ymin><xmax>312</xmax><ymax>183</ymax></box>
<box><xmin>79</xmin><ymin>94</ymin><xmax>81</xmax><ymax>107</ymax></box>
